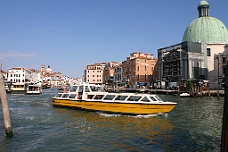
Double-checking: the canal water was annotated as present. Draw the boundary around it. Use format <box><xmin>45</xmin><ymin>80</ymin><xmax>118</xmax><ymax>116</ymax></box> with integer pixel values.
<box><xmin>0</xmin><ymin>88</ymin><xmax>223</xmax><ymax>152</ymax></box>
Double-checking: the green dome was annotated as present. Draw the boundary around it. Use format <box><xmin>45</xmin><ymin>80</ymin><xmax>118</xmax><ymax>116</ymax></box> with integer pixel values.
<box><xmin>182</xmin><ymin>17</ymin><xmax>228</xmax><ymax>44</ymax></box>
<box><xmin>183</xmin><ymin>0</ymin><xmax>228</xmax><ymax>44</ymax></box>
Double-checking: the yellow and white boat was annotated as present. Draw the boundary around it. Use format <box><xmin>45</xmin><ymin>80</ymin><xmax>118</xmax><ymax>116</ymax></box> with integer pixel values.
<box><xmin>52</xmin><ymin>83</ymin><xmax>177</xmax><ymax>115</ymax></box>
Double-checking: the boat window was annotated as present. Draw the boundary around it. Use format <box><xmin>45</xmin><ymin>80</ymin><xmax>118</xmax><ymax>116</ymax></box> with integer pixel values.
<box><xmin>62</xmin><ymin>94</ymin><xmax>69</xmax><ymax>98</ymax></box>
<box><xmin>103</xmin><ymin>95</ymin><xmax>115</xmax><ymax>100</ymax></box>
<box><xmin>141</xmin><ymin>97</ymin><xmax>150</xmax><ymax>102</ymax></box>
<box><xmin>56</xmin><ymin>94</ymin><xmax>62</xmax><ymax>97</ymax></box>
<box><xmin>128</xmin><ymin>96</ymin><xmax>141</xmax><ymax>101</ymax></box>
<box><xmin>91</xmin><ymin>86</ymin><xmax>102</xmax><ymax>92</ymax></box>
<box><xmin>85</xmin><ymin>86</ymin><xmax>90</xmax><ymax>92</ymax></box>
<box><xmin>87</xmin><ymin>95</ymin><xmax>94</xmax><ymax>99</ymax></box>
<box><xmin>78</xmin><ymin>86</ymin><xmax>83</xmax><ymax>93</ymax></box>
<box><xmin>115</xmin><ymin>95</ymin><xmax>128</xmax><ymax>101</ymax></box>
<box><xmin>149</xmin><ymin>96</ymin><xmax>157</xmax><ymax>101</ymax></box>
<box><xmin>69</xmin><ymin>94</ymin><xmax>76</xmax><ymax>98</ymax></box>
<box><xmin>70</xmin><ymin>86</ymin><xmax>78</xmax><ymax>92</ymax></box>
<box><xmin>154</xmin><ymin>95</ymin><xmax>163</xmax><ymax>101</ymax></box>
<box><xmin>94</xmin><ymin>95</ymin><xmax>104</xmax><ymax>100</ymax></box>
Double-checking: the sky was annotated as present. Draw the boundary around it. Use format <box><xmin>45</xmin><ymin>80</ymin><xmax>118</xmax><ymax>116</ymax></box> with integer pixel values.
<box><xmin>0</xmin><ymin>0</ymin><xmax>227</xmax><ymax>78</ymax></box>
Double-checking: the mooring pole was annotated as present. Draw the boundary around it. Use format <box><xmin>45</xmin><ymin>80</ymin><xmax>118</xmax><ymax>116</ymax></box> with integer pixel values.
<box><xmin>221</xmin><ymin>62</ymin><xmax>228</xmax><ymax>151</ymax></box>
<box><xmin>0</xmin><ymin>73</ymin><xmax>13</xmax><ymax>137</ymax></box>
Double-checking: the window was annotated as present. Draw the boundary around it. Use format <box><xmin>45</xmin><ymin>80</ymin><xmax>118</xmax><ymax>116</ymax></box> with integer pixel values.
<box><xmin>104</xmin><ymin>95</ymin><xmax>115</xmax><ymax>100</ymax></box>
<box><xmin>115</xmin><ymin>95</ymin><xmax>127</xmax><ymax>101</ymax></box>
<box><xmin>149</xmin><ymin>96</ymin><xmax>157</xmax><ymax>101</ymax></box>
<box><xmin>207</xmin><ymin>48</ymin><xmax>211</xmax><ymax>56</ymax></box>
<box><xmin>88</xmin><ymin>95</ymin><xmax>94</xmax><ymax>99</ymax></box>
<box><xmin>69</xmin><ymin>94</ymin><xmax>76</xmax><ymax>98</ymax></box>
<box><xmin>94</xmin><ymin>95</ymin><xmax>104</xmax><ymax>100</ymax></box>
<box><xmin>85</xmin><ymin>86</ymin><xmax>90</xmax><ymax>92</ymax></box>
<box><xmin>141</xmin><ymin>97</ymin><xmax>150</xmax><ymax>102</ymax></box>
<box><xmin>62</xmin><ymin>94</ymin><xmax>69</xmax><ymax>98</ymax></box>
<box><xmin>128</xmin><ymin>96</ymin><xmax>141</xmax><ymax>101</ymax></box>
<box><xmin>56</xmin><ymin>94</ymin><xmax>62</xmax><ymax>97</ymax></box>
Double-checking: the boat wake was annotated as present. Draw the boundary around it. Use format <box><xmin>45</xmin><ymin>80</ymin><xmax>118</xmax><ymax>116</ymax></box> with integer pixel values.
<box><xmin>98</xmin><ymin>112</ymin><xmax>168</xmax><ymax>118</ymax></box>
<box><xmin>98</xmin><ymin>112</ymin><xmax>122</xmax><ymax>117</ymax></box>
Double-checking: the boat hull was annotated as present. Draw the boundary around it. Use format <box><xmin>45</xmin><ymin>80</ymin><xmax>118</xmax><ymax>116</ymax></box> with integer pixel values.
<box><xmin>11</xmin><ymin>89</ymin><xmax>26</xmax><ymax>94</ymax></box>
<box><xmin>26</xmin><ymin>92</ymin><xmax>42</xmax><ymax>95</ymax></box>
<box><xmin>52</xmin><ymin>98</ymin><xmax>176</xmax><ymax>115</ymax></box>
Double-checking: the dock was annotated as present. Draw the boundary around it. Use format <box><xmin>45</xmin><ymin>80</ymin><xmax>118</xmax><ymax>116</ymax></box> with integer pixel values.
<box><xmin>108</xmin><ymin>88</ymin><xmax>224</xmax><ymax>97</ymax></box>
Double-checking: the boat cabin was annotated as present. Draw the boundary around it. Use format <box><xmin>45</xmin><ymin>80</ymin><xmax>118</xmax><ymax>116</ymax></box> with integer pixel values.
<box><xmin>55</xmin><ymin>83</ymin><xmax>164</xmax><ymax>103</ymax></box>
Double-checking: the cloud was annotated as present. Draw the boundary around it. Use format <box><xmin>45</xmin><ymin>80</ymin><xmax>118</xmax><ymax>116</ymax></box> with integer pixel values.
<box><xmin>0</xmin><ymin>51</ymin><xmax>36</xmax><ymax>60</ymax></box>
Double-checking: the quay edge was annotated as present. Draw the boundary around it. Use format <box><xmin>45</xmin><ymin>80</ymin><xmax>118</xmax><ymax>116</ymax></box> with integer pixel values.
<box><xmin>108</xmin><ymin>88</ymin><xmax>224</xmax><ymax>97</ymax></box>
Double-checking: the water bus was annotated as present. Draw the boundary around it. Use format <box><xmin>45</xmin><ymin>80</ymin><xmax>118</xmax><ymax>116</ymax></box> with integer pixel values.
<box><xmin>26</xmin><ymin>83</ymin><xmax>42</xmax><ymax>95</ymax></box>
<box><xmin>52</xmin><ymin>83</ymin><xmax>177</xmax><ymax>115</ymax></box>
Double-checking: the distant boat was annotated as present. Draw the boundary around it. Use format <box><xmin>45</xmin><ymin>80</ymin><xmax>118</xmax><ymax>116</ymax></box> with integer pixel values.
<box><xmin>4</xmin><ymin>81</ymin><xmax>12</xmax><ymax>94</ymax></box>
<box><xmin>42</xmin><ymin>83</ymin><xmax>50</xmax><ymax>89</ymax></box>
<box><xmin>26</xmin><ymin>84</ymin><xmax>42</xmax><ymax>95</ymax></box>
<box><xmin>180</xmin><ymin>93</ymin><xmax>190</xmax><ymax>97</ymax></box>
<box><xmin>11</xmin><ymin>82</ymin><xmax>27</xmax><ymax>94</ymax></box>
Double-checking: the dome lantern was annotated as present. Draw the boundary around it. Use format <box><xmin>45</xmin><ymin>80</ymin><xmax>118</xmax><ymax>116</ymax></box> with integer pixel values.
<box><xmin>198</xmin><ymin>0</ymin><xmax>209</xmax><ymax>17</ymax></box>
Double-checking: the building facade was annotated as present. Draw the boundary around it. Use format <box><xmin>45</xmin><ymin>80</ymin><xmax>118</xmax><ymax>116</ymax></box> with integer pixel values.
<box><xmin>84</xmin><ymin>63</ymin><xmax>106</xmax><ymax>85</ymax></box>
<box><xmin>7</xmin><ymin>67</ymin><xmax>32</xmax><ymax>83</ymax></box>
<box><xmin>122</xmin><ymin>52</ymin><xmax>158</xmax><ymax>88</ymax></box>
<box><xmin>103</xmin><ymin>62</ymin><xmax>121</xmax><ymax>85</ymax></box>
<box><xmin>158</xmin><ymin>42</ymin><xmax>208</xmax><ymax>82</ymax></box>
<box><xmin>158</xmin><ymin>0</ymin><xmax>228</xmax><ymax>89</ymax></box>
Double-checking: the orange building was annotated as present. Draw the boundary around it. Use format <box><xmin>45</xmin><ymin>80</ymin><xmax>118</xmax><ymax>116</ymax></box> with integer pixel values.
<box><xmin>122</xmin><ymin>52</ymin><xmax>158</xmax><ymax>88</ymax></box>
<box><xmin>103</xmin><ymin>62</ymin><xmax>121</xmax><ymax>85</ymax></box>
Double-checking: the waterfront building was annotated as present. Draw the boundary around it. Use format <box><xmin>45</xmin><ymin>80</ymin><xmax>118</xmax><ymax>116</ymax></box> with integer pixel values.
<box><xmin>42</xmin><ymin>72</ymin><xmax>64</xmax><ymax>87</ymax></box>
<box><xmin>122</xmin><ymin>52</ymin><xmax>158</xmax><ymax>88</ymax></box>
<box><xmin>158</xmin><ymin>0</ymin><xmax>228</xmax><ymax>89</ymax></box>
<box><xmin>113</xmin><ymin>64</ymin><xmax>123</xmax><ymax>86</ymax></box>
<box><xmin>7</xmin><ymin>67</ymin><xmax>33</xmax><ymax>83</ymax></box>
<box><xmin>84</xmin><ymin>63</ymin><xmax>106</xmax><ymax>85</ymax></box>
<box><xmin>103</xmin><ymin>62</ymin><xmax>121</xmax><ymax>85</ymax></box>
<box><xmin>217</xmin><ymin>44</ymin><xmax>228</xmax><ymax>88</ymax></box>
<box><xmin>158</xmin><ymin>42</ymin><xmax>208</xmax><ymax>82</ymax></box>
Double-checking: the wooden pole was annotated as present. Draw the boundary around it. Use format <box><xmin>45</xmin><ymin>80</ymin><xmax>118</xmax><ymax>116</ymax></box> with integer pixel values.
<box><xmin>0</xmin><ymin>73</ymin><xmax>13</xmax><ymax>137</ymax></box>
<box><xmin>221</xmin><ymin>62</ymin><xmax>228</xmax><ymax>151</ymax></box>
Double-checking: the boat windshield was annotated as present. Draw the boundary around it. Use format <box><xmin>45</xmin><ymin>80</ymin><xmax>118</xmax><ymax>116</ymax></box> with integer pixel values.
<box><xmin>154</xmin><ymin>95</ymin><xmax>163</xmax><ymax>101</ymax></box>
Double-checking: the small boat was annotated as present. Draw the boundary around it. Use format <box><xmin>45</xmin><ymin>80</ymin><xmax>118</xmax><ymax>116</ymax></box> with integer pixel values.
<box><xmin>26</xmin><ymin>84</ymin><xmax>42</xmax><ymax>95</ymax></box>
<box><xmin>4</xmin><ymin>81</ymin><xmax>12</xmax><ymax>94</ymax></box>
<box><xmin>180</xmin><ymin>93</ymin><xmax>190</xmax><ymax>97</ymax></box>
<box><xmin>52</xmin><ymin>83</ymin><xmax>177</xmax><ymax>115</ymax></box>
